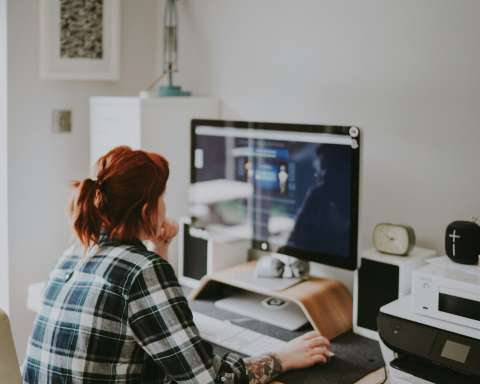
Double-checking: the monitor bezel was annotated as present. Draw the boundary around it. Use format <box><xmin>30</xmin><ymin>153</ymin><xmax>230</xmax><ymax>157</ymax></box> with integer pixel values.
<box><xmin>190</xmin><ymin>119</ymin><xmax>360</xmax><ymax>271</ymax></box>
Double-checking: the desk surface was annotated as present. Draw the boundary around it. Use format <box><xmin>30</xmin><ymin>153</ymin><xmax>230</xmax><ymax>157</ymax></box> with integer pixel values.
<box><xmin>187</xmin><ymin>291</ymin><xmax>385</xmax><ymax>384</ymax></box>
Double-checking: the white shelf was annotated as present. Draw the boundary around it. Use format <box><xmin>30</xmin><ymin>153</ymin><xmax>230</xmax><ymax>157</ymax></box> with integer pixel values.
<box><xmin>362</xmin><ymin>247</ymin><xmax>437</xmax><ymax>266</ymax></box>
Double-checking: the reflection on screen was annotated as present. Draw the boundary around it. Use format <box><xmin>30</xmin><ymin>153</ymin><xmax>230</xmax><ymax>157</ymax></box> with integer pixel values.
<box><xmin>190</xmin><ymin>126</ymin><xmax>354</xmax><ymax>259</ymax></box>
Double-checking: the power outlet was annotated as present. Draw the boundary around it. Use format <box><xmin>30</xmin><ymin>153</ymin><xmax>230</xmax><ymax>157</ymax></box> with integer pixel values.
<box><xmin>52</xmin><ymin>110</ymin><xmax>72</xmax><ymax>133</ymax></box>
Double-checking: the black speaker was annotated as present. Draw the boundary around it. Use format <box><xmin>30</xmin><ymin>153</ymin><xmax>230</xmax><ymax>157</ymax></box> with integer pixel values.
<box><xmin>354</xmin><ymin>247</ymin><xmax>435</xmax><ymax>339</ymax></box>
<box><xmin>178</xmin><ymin>217</ymin><xmax>249</xmax><ymax>287</ymax></box>
<box><xmin>356</xmin><ymin>259</ymin><xmax>399</xmax><ymax>333</ymax></box>
<box><xmin>445</xmin><ymin>221</ymin><xmax>480</xmax><ymax>265</ymax></box>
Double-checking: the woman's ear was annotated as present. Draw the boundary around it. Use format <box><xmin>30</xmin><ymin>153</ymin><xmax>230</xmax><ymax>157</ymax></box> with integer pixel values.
<box><xmin>140</xmin><ymin>203</ymin><xmax>156</xmax><ymax>239</ymax></box>
<box><xmin>141</xmin><ymin>203</ymin><xmax>148</xmax><ymax>218</ymax></box>
<box><xmin>140</xmin><ymin>195</ymin><xmax>167</xmax><ymax>241</ymax></box>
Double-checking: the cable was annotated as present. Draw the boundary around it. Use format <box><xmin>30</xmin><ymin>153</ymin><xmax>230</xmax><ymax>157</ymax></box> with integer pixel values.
<box><xmin>378</xmin><ymin>366</ymin><xmax>388</xmax><ymax>384</ymax></box>
<box><xmin>142</xmin><ymin>72</ymin><xmax>167</xmax><ymax>93</ymax></box>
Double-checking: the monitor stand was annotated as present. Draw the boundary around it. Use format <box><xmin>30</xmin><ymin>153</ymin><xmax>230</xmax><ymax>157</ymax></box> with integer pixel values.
<box><xmin>190</xmin><ymin>261</ymin><xmax>353</xmax><ymax>340</ymax></box>
<box><xmin>213</xmin><ymin>254</ymin><xmax>311</xmax><ymax>331</ymax></box>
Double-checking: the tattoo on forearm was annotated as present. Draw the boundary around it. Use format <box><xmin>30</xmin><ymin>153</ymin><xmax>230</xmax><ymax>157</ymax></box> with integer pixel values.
<box><xmin>244</xmin><ymin>354</ymin><xmax>283</xmax><ymax>384</ymax></box>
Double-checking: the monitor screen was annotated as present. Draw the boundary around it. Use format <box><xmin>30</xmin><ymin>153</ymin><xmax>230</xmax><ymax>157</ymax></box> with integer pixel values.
<box><xmin>190</xmin><ymin>120</ymin><xmax>360</xmax><ymax>270</ymax></box>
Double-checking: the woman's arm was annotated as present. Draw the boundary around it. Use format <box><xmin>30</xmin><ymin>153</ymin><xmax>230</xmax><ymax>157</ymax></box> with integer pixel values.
<box><xmin>127</xmin><ymin>257</ymin><xmax>285</xmax><ymax>384</ymax></box>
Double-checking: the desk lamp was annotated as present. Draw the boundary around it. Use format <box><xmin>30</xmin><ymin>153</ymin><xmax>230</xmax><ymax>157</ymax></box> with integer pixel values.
<box><xmin>158</xmin><ymin>0</ymin><xmax>191</xmax><ymax>97</ymax></box>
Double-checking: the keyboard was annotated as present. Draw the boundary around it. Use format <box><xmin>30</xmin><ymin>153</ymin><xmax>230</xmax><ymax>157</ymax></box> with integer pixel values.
<box><xmin>192</xmin><ymin>311</ymin><xmax>287</xmax><ymax>356</ymax></box>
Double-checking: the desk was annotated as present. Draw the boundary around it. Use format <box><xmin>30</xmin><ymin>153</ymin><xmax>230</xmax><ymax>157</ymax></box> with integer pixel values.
<box><xmin>187</xmin><ymin>290</ymin><xmax>387</xmax><ymax>384</ymax></box>
<box><xmin>27</xmin><ymin>282</ymin><xmax>387</xmax><ymax>383</ymax></box>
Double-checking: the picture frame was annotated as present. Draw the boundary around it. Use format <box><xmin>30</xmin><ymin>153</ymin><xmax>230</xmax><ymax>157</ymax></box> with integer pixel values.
<box><xmin>39</xmin><ymin>0</ymin><xmax>120</xmax><ymax>81</ymax></box>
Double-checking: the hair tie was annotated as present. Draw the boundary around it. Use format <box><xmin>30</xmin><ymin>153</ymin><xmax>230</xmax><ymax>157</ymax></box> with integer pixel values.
<box><xmin>95</xmin><ymin>179</ymin><xmax>104</xmax><ymax>191</ymax></box>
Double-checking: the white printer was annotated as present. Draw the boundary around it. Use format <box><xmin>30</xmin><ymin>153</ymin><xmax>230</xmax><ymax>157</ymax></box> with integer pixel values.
<box><xmin>412</xmin><ymin>256</ymin><xmax>480</xmax><ymax>329</ymax></box>
<box><xmin>378</xmin><ymin>257</ymin><xmax>480</xmax><ymax>384</ymax></box>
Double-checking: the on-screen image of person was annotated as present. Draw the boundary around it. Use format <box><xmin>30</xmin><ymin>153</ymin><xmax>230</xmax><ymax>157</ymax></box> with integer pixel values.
<box><xmin>278</xmin><ymin>164</ymin><xmax>289</xmax><ymax>195</ymax></box>
<box><xmin>244</xmin><ymin>159</ymin><xmax>254</xmax><ymax>183</ymax></box>
<box><xmin>286</xmin><ymin>145</ymin><xmax>351</xmax><ymax>258</ymax></box>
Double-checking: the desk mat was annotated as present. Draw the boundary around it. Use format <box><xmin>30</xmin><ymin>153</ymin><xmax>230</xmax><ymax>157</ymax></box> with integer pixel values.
<box><xmin>188</xmin><ymin>296</ymin><xmax>384</xmax><ymax>384</ymax></box>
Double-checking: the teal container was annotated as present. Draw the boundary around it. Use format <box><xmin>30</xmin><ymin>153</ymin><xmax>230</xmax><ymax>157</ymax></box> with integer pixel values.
<box><xmin>158</xmin><ymin>85</ymin><xmax>191</xmax><ymax>97</ymax></box>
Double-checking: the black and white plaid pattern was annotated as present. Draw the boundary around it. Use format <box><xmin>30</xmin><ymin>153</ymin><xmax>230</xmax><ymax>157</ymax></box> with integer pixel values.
<box><xmin>22</xmin><ymin>237</ymin><xmax>247</xmax><ymax>383</ymax></box>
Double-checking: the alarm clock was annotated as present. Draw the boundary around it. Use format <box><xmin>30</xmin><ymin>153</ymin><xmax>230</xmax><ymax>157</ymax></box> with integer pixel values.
<box><xmin>445</xmin><ymin>220</ymin><xmax>480</xmax><ymax>265</ymax></box>
<box><xmin>373</xmin><ymin>223</ymin><xmax>416</xmax><ymax>256</ymax></box>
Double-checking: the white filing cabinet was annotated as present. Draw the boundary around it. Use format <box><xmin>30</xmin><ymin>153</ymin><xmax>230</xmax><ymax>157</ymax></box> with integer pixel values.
<box><xmin>90</xmin><ymin>96</ymin><xmax>220</xmax><ymax>269</ymax></box>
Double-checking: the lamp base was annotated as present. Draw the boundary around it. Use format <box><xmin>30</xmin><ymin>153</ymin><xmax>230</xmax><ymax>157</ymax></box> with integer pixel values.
<box><xmin>158</xmin><ymin>85</ymin><xmax>191</xmax><ymax>97</ymax></box>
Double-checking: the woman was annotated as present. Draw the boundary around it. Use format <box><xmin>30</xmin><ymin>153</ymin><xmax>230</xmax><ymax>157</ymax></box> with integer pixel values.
<box><xmin>22</xmin><ymin>146</ymin><xmax>332</xmax><ymax>384</ymax></box>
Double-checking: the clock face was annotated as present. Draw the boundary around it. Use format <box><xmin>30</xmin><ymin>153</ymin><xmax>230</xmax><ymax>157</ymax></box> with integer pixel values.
<box><xmin>373</xmin><ymin>224</ymin><xmax>410</xmax><ymax>255</ymax></box>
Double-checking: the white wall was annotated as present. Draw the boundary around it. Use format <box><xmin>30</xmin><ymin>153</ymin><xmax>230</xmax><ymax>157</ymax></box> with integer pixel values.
<box><xmin>0</xmin><ymin>0</ymin><xmax>8</xmax><ymax>315</ymax></box>
<box><xmin>7</xmin><ymin>0</ymin><xmax>158</xmax><ymax>359</ymax></box>
<box><xmin>173</xmin><ymin>0</ymin><xmax>480</xmax><ymax>275</ymax></box>
<box><xmin>7</xmin><ymin>0</ymin><xmax>480</xmax><ymax>359</ymax></box>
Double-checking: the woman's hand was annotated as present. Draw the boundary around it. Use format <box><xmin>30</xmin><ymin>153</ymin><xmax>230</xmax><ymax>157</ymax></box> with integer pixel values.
<box><xmin>158</xmin><ymin>218</ymin><xmax>179</xmax><ymax>244</ymax></box>
<box><xmin>151</xmin><ymin>218</ymin><xmax>179</xmax><ymax>259</ymax></box>
<box><xmin>275</xmin><ymin>331</ymin><xmax>332</xmax><ymax>371</ymax></box>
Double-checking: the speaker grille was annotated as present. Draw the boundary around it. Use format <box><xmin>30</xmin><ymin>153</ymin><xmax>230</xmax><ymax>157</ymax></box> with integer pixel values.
<box><xmin>183</xmin><ymin>223</ymin><xmax>208</xmax><ymax>280</ymax></box>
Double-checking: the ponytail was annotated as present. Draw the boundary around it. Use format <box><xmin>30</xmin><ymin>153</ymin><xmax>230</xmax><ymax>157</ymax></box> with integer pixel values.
<box><xmin>69</xmin><ymin>146</ymin><xmax>169</xmax><ymax>249</ymax></box>
<box><xmin>70</xmin><ymin>178</ymin><xmax>104</xmax><ymax>248</ymax></box>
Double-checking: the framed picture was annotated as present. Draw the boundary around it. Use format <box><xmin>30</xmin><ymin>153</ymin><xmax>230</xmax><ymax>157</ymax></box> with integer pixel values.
<box><xmin>39</xmin><ymin>0</ymin><xmax>120</xmax><ymax>81</ymax></box>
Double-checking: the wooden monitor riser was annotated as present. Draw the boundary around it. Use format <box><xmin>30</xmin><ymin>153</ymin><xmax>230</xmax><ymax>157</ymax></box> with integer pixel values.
<box><xmin>190</xmin><ymin>261</ymin><xmax>353</xmax><ymax>340</ymax></box>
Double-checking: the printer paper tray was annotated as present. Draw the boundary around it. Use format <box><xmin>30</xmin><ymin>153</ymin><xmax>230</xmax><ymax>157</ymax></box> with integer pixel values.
<box><xmin>391</xmin><ymin>356</ymin><xmax>478</xmax><ymax>384</ymax></box>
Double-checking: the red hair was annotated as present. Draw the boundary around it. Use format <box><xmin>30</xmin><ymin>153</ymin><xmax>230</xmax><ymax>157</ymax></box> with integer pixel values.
<box><xmin>70</xmin><ymin>146</ymin><xmax>169</xmax><ymax>248</ymax></box>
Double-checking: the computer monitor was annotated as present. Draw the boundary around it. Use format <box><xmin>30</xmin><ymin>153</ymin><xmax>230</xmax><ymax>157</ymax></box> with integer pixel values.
<box><xmin>190</xmin><ymin>119</ymin><xmax>360</xmax><ymax>271</ymax></box>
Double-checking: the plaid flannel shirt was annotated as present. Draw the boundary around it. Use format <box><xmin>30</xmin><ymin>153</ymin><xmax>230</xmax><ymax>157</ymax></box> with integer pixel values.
<box><xmin>22</xmin><ymin>237</ymin><xmax>249</xmax><ymax>384</ymax></box>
